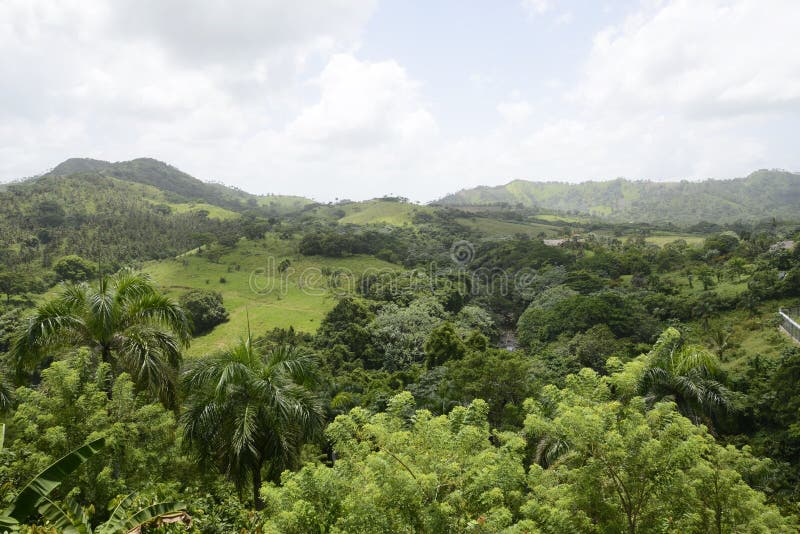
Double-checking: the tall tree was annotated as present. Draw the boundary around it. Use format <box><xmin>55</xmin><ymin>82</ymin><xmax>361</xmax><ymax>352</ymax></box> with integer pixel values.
<box><xmin>181</xmin><ymin>338</ymin><xmax>324</xmax><ymax>510</ymax></box>
<box><xmin>614</xmin><ymin>328</ymin><xmax>732</xmax><ymax>424</ymax></box>
<box><xmin>9</xmin><ymin>270</ymin><xmax>190</xmax><ymax>407</ymax></box>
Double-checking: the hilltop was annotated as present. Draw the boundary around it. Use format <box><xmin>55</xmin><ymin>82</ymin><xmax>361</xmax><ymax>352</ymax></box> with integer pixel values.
<box><xmin>437</xmin><ymin>170</ymin><xmax>800</xmax><ymax>224</ymax></box>
<box><xmin>0</xmin><ymin>157</ymin><xmax>312</xmax><ymax>267</ymax></box>
<box><xmin>42</xmin><ymin>157</ymin><xmax>314</xmax><ymax>215</ymax></box>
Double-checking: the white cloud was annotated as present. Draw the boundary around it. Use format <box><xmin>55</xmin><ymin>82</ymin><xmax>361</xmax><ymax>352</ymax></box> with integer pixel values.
<box><xmin>522</xmin><ymin>0</ymin><xmax>552</xmax><ymax>16</ymax></box>
<box><xmin>109</xmin><ymin>0</ymin><xmax>375</xmax><ymax>65</ymax></box>
<box><xmin>0</xmin><ymin>0</ymin><xmax>378</xmax><ymax>185</ymax></box>
<box><xmin>287</xmin><ymin>54</ymin><xmax>436</xmax><ymax>148</ymax></box>
<box><xmin>497</xmin><ymin>98</ymin><xmax>533</xmax><ymax>124</ymax></box>
<box><xmin>576</xmin><ymin>0</ymin><xmax>800</xmax><ymax>119</ymax></box>
<box><xmin>464</xmin><ymin>0</ymin><xmax>800</xmax><ymax>187</ymax></box>
<box><xmin>1</xmin><ymin>0</ymin><xmax>799</xmax><ymax>202</ymax></box>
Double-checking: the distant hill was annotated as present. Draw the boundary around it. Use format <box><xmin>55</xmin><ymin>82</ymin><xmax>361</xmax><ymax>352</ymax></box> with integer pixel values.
<box><xmin>44</xmin><ymin>157</ymin><xmax>313</xmax><ymax>214</ymax></box>
<box><xmin>0</xmin><ymin>157</ymin><xmax>314</xmax><ymax>266</ymax></box>
<box><xmin>436</xmin><ymin>170</ymin><xmax>800</xmax><ymax>224</ymax></box>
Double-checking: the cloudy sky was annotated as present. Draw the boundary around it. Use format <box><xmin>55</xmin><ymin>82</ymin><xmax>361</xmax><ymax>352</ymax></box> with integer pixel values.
<box><xmin>2</xmin><ymin>0</ymin><xmax>799</xmax><ymax>201</ymax></box>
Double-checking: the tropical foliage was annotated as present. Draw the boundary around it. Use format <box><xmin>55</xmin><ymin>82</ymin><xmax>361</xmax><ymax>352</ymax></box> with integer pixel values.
<box><xmin>1</xmin><ymin>160</ymin><xmax>799</xmax><ymax>531</ymax></box>
<box><xmin>181</xmin><ymin>338</ymin><xmax>325</xmax><ymax>510</ymax></box>
<box><xmin>9</xmin><ymin>270</ymin><xmax>190</xmax><ymax>407</ymax></box>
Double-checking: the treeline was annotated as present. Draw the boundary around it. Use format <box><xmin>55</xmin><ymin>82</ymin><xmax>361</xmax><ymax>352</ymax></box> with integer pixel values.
<box><xmin>1</xmin><ymin>187</ymin><xmax>800</xmax><ymax>530</ymax></box>
<box><xmin>438</xmin><ymin>169</ymin><xmax>800</xmax><ymax>224</ymax></box>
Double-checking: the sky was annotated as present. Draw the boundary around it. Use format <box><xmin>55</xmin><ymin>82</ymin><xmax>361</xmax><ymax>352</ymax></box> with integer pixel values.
<box><xmin>1</xmin><ymin>0</ymin><xmax>799</xmax><ymax>202</ymax></box>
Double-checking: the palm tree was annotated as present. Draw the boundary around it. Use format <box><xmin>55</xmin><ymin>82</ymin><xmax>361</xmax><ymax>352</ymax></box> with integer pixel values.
<box><xmin>0</xmin><ymin>366</ymin><xmax>14</xmax><ymax>412</ymax></box>
<box><xmin>638</xmin><ymin>327</ymin><xmax>731</xmax><ymax>424</ymax></box>
<box><xmin>181</xmin><ymin>337</ymin><xmax>324</xmax><ymax>510</ymax></box>
<box><xmin>9</xmin><ymin>270</ymin><xmax>190</xmax><ymax>408</ymax></box>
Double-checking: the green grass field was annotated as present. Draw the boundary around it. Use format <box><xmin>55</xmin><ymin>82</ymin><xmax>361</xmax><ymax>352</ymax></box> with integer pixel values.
<box><xmin>336</xmin><ymin>200</ymin><xmax>430</xmax><ymax>226</ymax></box>
<box><xmin>659</xmin><ymin>270</ymin><xmax>750</xmax><ymax>299</ymax></box>
<box><xmin>166</xmin><ymin>202</ymin><xmax>241</xmax><ymax>220</ymax></box>
<box><xmin>455</xmin><ymin>217</ymin><xmax>563</xmax><ymax>238</ymax></box>
<box><xmin>689</xmin><ymin>302</ymin><xmax>795</xmax><ymax>376</ymax></box>
<box><xmin>534</xmin><ymin>214</ymin><xmax>582</xmax><ymax>223</ymax></box>
<box><xmin>143</xmin><ymin>235</ymin><xmax>399</xmax><ymax>356</ymax></box>
<box><xmin>644</xmin><ymin>233</ymin><xmax>705</xmax><ymax>247</ymax></box>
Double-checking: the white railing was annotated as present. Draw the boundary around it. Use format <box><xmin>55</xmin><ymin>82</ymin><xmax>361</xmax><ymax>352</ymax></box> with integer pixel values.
<box><xmin>779</xmin><ymin>307</ymin><xmax>800</xmax><ymax>343</ymax></box>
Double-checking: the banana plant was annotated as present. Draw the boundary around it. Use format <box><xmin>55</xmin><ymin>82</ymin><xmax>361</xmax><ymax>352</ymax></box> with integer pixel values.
<box><xmin>38</xmin><ymin>492</ymin><xmax>187</xmax><ymax>534</ymax></box>
<box><xmin>0</xmin><ymin>437</ymin><xmax>187</xmax><ymax>533</ymax></box>
<box><xmin>1</xmin><ymin>437</ymin><xmax>106</xmax><ymax>530</ymax></box>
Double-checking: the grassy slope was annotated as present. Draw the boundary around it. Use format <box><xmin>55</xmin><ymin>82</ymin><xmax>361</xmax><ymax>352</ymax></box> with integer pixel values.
<box><xmin>335</xmin><ymin>200</ymin><xmax>432</xmax><ymax>226</ymax></box>
<box><xmin>256</xmin><ymin>195</ymin><xmax>316</xmax><ymax>214</ymax></box>
<box><xmin>143</xmin><ymin>235</ymin><xmax>398</xmax><ymax>357</ymax></box>
<box><xmin>455</xmin><ymin>216</ymin><xmax>563</xmax><ymax>238</ymax></box>
<box><xmin>165</xmin><ymin>202</ymin><xmax>240</xmax><ymax>220</ymax></box>
<box><xmin>644</xmin><ymin>233</ymin><xmax>706</xmax><ymax>247</ymax></box>
<box><xmin>661</xmin><ymin>266</ymin><xmax>796</xmax><ymax>373</ymax></box>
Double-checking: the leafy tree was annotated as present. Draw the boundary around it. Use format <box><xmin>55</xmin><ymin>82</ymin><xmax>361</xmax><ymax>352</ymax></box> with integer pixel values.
<box><xmin>5</xmin><ymin>351</ymin><xmax>184</xmax><ymax>516</ymax></box>
<box><xmin>692</xmin><ymin>293</ymin><xmax>720</xmax><ymax>331</ymax></box>
<box><xmin>179</xmin><ymin>289</ymin><xmax>229</xmax><ymax>336</ymax></box>
<box><xmin>261</xmin><ymin>394</ymin><xmax>528</xmax><ymax>533</ymax></box>
<box><xmin>726</xmin><ymin>256</ymin><xmax>748</xmax><ymax>281</ymax></box>
<box><xmin>0</xmin><ymin>269</ymin><xmax>46</xmax><ymax>304</ymax></box>
<box><xmin>518</xmin><ymin>288</ymin><xmax>653</xmax><ymax>344</ymax></box>
<box><xmin>447</xmin><ymin>348</ymin><xmax>538</xmax><ymax>428</ymax></box>
<box><xmin>696</xmin><ymin>265</ymin><xmax>717</xmax><ymax>290</ymax></box>
<box><xmin>315</xmin><ymin>297</ymin><xmax>375</xmax><ymax>365</ymax></box>
<box><xmin>522</xmin><ymin>370</ymin><xmax>795</xmax><ymax>533</ymax></box>
<box><xmin>9</xmin><ymin>270</ymin><xmax>190</xmax><ymax>407</ymax></box>
<box><xmin>0</xmin><ymin>308</ymin><xmax>23</xmax><ymax>353</ymax></box>
<box><xmin>181</xmin><ymin>338</ymin><xmax>325</xmax><ymax>510</ymax></box>
<box><xmin>53</xmin><ymin>254</ymin><xmax>96</xmax><ymax>282</ymax></box>
<box><xmin>454</xmin><ymin>304</ymin><xmax>497</xmax><ymax>339</ymax></box>
<box><xmin>370</xmin><ymin>298</ymin><xmax>446</xmax><ymax>370</ymax></box>
<box><xmin>34</xmin><ymin>200</ymin><xmax>66</xmax><ymax>227</ymax></box>
<box><xmin>423</xmin><ymin>322</ymin><xmax>466</xmax><ymax>367</ymax></box>
<box><xmin>566</xmin><ymin>323</ymin><xmax>621</xmax><ymax>373</ymax></box>
<box><xmin>704</xmin><ymin>232</ymin><xmax>740</xmax><ymax>255</ymax></box>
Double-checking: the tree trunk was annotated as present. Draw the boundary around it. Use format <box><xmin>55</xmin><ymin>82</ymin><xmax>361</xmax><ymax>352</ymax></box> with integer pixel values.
<box><xmin>252</xmin><ymin>464</ymin><xmax>264</xmax><ymax>511</ymax></box>
<box><xmin>101</xmin><ymin>345</ymin><xmax>115</xmax><ymax>400</ymax></box>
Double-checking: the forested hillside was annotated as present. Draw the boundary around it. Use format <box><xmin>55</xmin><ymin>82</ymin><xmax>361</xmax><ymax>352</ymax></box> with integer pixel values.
<box><xmin>438</xmin><ymin>169</ymin><xmax>800</xmax><ymax>224</ymax></box>
<box><xmin>1</xmin><ymin>159</ymin><xmax>800</xmax><ymax>531</ymax></box>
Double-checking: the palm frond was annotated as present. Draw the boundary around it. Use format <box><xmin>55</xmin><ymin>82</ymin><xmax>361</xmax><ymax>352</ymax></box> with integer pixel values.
<box><xmin>180</xmin><ymin>337</ymin><xmax>324</xmax><ymax>495</ymax></box>
<box><xmin>117</xmin><ymin>325</ymin><xmax>182</xmax><ymax>408</ymax></box>
<box><xmin>123</xmin><ymin>293</ymin><xmax>191</xmax><ymax>347</ymax></box>
<box><xmin>265</xmin><ymin>345</ymin><xmax>320</xmax><ymax>387</ymax></box>
<box><xmin>0</xmin><ymin>368</ymin><xmax>15</xmax><ymax>413</ymax></box>
<box><xmin>535</xmin><ymin>435</ymin><xmax>571</xmax><ymax>468</ymax></box>
<box><xmin>111</xmin><ymin>269</ymin><xmax>155</xmax><ymax>301</ymax></box>
<box><xmin>87</xmin><ymin>284</ymin><xmax>116</xmax><ymax>341</ymax></box>
<box><xmin>9</xmin><ymin>300</ymin><xmax>87</xmax><ymax>372</ymax></box>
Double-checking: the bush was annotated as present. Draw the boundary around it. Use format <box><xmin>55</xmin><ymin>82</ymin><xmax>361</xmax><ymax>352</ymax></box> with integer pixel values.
<box><xmin>180</xmin><ymin>289</ymin><xmax>229</xmax><ymax>336</ymax></box>
<box><xmin>53</xmin><ymin>254</ymin><xmax>95</xmax><ymax>282</ymax></box>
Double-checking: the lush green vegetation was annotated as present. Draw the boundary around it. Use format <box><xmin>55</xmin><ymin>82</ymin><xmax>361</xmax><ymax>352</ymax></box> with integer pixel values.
<box><xmin>439</xmin><ymin>170</ymin><xmax>800</xmax><ymax>224</ymax></box>
<box><xmin>1</xmin><ymin>160</ymin><xmax>800</xmax><ymax>531</ymax></box>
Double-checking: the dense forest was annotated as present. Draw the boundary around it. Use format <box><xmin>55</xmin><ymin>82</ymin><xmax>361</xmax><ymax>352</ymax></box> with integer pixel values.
<box><xmin>0</xmin><ymin>161</ymin><xmax>799</xmax><ymax>532</ymax></box>
<box><xmin>437</xmin><ymin>170</ymin><xmax>800</xmax><ymax>224</ymax></box>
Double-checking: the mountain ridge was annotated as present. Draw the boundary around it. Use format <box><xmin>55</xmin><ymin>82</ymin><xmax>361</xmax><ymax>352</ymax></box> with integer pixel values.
<box><xmin>436</xmin><ymin>169</ymin><xmax>800</xmax><ymax>223</ymax></box>
<box><xmin>35</xmin><ymin>157</ymin><xmax>315</xmax><ymax>215</ymax></box>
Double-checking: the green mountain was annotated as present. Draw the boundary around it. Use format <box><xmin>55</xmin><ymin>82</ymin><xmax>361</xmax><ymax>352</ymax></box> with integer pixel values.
<box><xmin>44</xmin><ymin>157</ymin><xmax>313</xmax><ymax>214</ymax></box>
<box><xmin>437</xmin><ymin>170</ymin><xmax>800</xmax><ymax>224</ymax></box>
<box><xmin>0</xmin><ymin>157</ymin><xmax>314</xmax><ymax>267</ymax></box>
